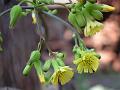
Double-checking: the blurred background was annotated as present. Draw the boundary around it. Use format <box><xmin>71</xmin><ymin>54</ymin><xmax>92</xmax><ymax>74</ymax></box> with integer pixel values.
<box><xmin>0</xmin><ymin>0</ymin><xmax>120</xmax><ymax>90</ymax></box>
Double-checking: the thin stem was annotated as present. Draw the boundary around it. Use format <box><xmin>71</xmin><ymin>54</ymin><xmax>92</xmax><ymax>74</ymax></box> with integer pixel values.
<box><xmin>38</xmin><ymin>12</ymin><xmax>48</xmax><ymax>41</ymax></box>
<box><xmin>41</xmin><ymin>11</ymin><xmax>76</xmax><ymax>32</ymax></box>
<box><xmin>0</xmin><ymin>8</ymin><xmax>10</xmax><ymax>17</ymax></box>
<box><xmin>0</xmin><ymin>6</ymin><xmax>34</xmax><ymax>17</ymax></box>
<box><xmin>38</xmin><ymin>13</ymin><xmax>54</xmax><ymax>55</ymax></box>
<box><xmin>58</xmin><ymin>82</ymin><xmax>63</xmax><ymax>90</ymax></box>
<box><xmin>76</xmin><ymin>32</ymin><xmax>86</xmax><ymax>50</ymax></box>
<box><xmin>54</xmin><ymin>3</ymin><xmax>70</xmax><ymax>12</ymax></box>
<box><xmin>69</xmin><ymin>0</ymin><xmax>72</xmax><ymax>3</ymax></box>
<box><xmin>37</xmin><ymin>38</ymin><xmax>43</xmax><ymax>52</ymax></box>
<box><xmin>35</xmin><ymin>10</ymin><xmax>45</xmax><ymax>40</ymax></box>
<box><xmin>73</xmin><ymin>34</ymin><xmax>78</xmax><ymax>46</ymax></box>
<box><xmin>41</xmin><ymin>11</ymin><xmax>85</xmax><ymax>48</ymax></box>
<box><xmin>18</xmin><ymin>0</ymin><xmax>35</xmax><ymax>5</ymax></box>
<box><xmin>0</xmin><ymin>5</ymin><xmax>85</xmax><ymax>50</ymax></box>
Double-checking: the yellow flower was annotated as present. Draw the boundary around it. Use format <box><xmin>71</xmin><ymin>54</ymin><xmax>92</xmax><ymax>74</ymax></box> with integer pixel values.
<box><xmin>101</xmin><ymin>5</ymin><xmax>115</xmax><ymax>12</ymax></box>
<box><xmin>32</xmin><ymin>11</ymin><xmax>37</xmax><ymax>24</ymax></box>
<box><xmin>84</xmin><ymin>20</ymin><xmax>103</xmax><ymax>36</ymax></box>
<box><xmin>34</xmin><ymin>60</ymin><xmax>46</xmax><ymax>84</ymax></box>
<box><xmin>51</xmin><ymin>66</ymin><xmax>74</xmax><ymax>85</ymax></box>
<box><xmin>73</xmin><ymin>51</ymin><xmax>100</xmax><ymax>73</ymax></box>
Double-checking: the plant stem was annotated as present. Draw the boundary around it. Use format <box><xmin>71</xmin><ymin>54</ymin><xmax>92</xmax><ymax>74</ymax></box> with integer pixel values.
<box><xmin>69</xmin><ymin>0</ymin><xmax>72</xmax><ymax>3</ymax></box>
<box><xmin>0</xmin><ymin>6</ymin><xmax>34</xmax><ymax>17</ymax></box>
<box><xmin>58</xmin><ymin>82</ymin><xmax>63</xmax><ymax>90</ymax></box>
<box><xmin>54</xmin><ymin>3</ymin><xmax>70</xmax><ymax>12</ymax></box>
<box><xmin>73</xmin><ymin>34</ymin><xmax>78</xmax><ymax>46</ymax></box>
<box><xmin>18</xmin><ymin>0</ymin><xmax>35</xmax><ymax>5</ymax></box>
<box><xmin>0</xmin><ymin>5</ymin><xmax>85</xmax><ymax>50</ymax></box>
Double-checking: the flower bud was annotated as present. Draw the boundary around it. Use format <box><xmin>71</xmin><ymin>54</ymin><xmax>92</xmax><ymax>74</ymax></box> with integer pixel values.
<box><xmin>23</xmin><ymin>64</ymin><xmax>32</xmax><ymax>76</ymax></box>
<box><xmin>9</xmin><ymin>5</ymin><xmax>22</xmax><ymax>29</ymax></box>
<box><xmin>43</xmin><ymin>60</ymin><xmax>51</xmax><ymax>72</ymax></box>
<box><xmin>29</xmin><ymin>50</ymin><xmax>40</xmax><ymax>62</ymax></box>
<box><xmin>101</xmin><ymin>5</ymin><xmax>115</xmax><ymax>12</ymax></box>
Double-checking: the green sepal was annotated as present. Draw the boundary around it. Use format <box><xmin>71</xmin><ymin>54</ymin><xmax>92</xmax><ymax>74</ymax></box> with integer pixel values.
<box><xmin>90</xmin><ymin>10</ymin><xmax>103</xmax><ymax>21</ymax></box>
<box><xmin>82</xmin><ymin>7</ymin><xmax>94</xmax><ymax>21</ymax></box>
<box><xmin>68</xmin><ymin>11</ymin><xmax>81</xmax><ymax>32</ymax></box>
<box><xmin>75</xmin><ymin>11</ymin><xmax>86</xmax><ymax>27</ymax></box>
<box><xmin>95</xmin><ymin>54</ymin><xmax>101</xmax><ymax>59</ymax></box>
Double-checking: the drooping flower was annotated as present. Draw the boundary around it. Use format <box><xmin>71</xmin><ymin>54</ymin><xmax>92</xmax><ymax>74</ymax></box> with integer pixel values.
<box><xmin>51</xmin><ymin>66</ymin><xmax>74</xmax><ymax>85</ymax></box>
<box><xmin>73</xmin><ymin>50</ymin><xmax>100</xmax><ymax>73</ymax></box>
<box><xmin>34</xmin><ymin>60</ymin><xmax>46</xmax><ymax>84</ymax></box>
<box><xmin>51</xmin><ymin>60</ymin><xmax>74</xmax><ymax>85</ymax></box>
<box><xmin>101</xmin><ymin>5</ymin><xmax>115</xmax><ymax>12</ymax></box>
<box><xmin>38</xmin><ymin>74</ymin><xmax>45</xmax><ymax>84</ymax></box>
<box><xmin>84</xmin><ymin>20</ymin><xmax>103</xmax><ymax>37</ymax></box>
<box><xmin>32</xmin><ymin>11</ymin><xmax>37</xmax><ymax>24</ymax></box>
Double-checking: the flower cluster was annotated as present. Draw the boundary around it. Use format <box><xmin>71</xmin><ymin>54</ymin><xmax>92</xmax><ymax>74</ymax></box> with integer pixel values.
<box><xmin>73</xmin><ymin>47</ymin><xmax>100</xmax><ymax>73</ymax></box>
<box><xmin>68</xmin><ymin>0</ymin><xmax>115</xmax><ymax>36</ymax></box>
<box><xmin>23</xmin><ymin>52</ymin><xmax>74</xmax><ymax>85</ymax></box>
<box><xmin>51</xmin><ymin>65</ymin><xmax>74</xmax><ymax>85</ymax></box>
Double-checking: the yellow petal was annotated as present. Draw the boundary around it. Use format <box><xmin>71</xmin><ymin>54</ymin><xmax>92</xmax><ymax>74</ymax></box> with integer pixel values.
<box><xmin>38</xmin><ymin>74</ymin><xmax>45</xmax><ymax>84</ymax></box>
<box><xmin>88</xmin><ymin>68</ymin><xmax>93</xmax><ymax>73</ymax></box>
<box><xmin>52</xmin><ymin>72</ymin><xmax>59</xmax><ymax>85</ymax></box>
<box><xmin>77</xmin><ymin>64</ymin><xmax>84</xmax><ymax>73</ymax></box>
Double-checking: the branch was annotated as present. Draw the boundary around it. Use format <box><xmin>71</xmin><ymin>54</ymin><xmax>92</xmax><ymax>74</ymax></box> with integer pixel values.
<box><xmin>0</xmin><ymin>5</ymin><xmax>84</xmax><ymax>47</ymax></box>
<box><xmin>0</xmin><ymin>6</ymin><xmax>34</xmax><ymax>17</ymax></box>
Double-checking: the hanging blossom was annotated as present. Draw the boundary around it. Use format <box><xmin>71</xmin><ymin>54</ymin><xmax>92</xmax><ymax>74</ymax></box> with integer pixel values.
<box><xmin>73</xmin><ymin>50</ymin><xmax>100</xmax><ymax>73</ymax></box>
<box><xmin>32</xmin><ymin>11</ymin><xmax>37</xmax><ymax>24</ymax></box>
<box><xmin>84</xmin><ymin>20</ymin><xmax>103</xmax><ymax>37</ymax></box>
<box><xmin>51</xmin><ymin>60</ymin><xmax>74</xmax><ymax>85</ymax></box>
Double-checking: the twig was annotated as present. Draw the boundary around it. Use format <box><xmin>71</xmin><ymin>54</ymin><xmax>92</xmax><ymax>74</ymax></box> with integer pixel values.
<box><xmin>58</xmin><ymin>83</ymin><xmax>63</xmax><ymax>90</ymax></box>
<box><xmin>0</xmin><ymin>6</ymin><xmax>34</xmax><ymax>17</ymax></box>
<box><xmin>69</xmin><ymin>0</ymin><xmax>73</xmax><ymax>3</ymax></box>
<box><xmin>54</xmin><ymin>3</ymin><xmax>70</xmax><ymax>12</ymax></box>
<box><xmin>0</xmin><ymin>5</ymin><xmax>84</xmax><ymax>48</ymax></box>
